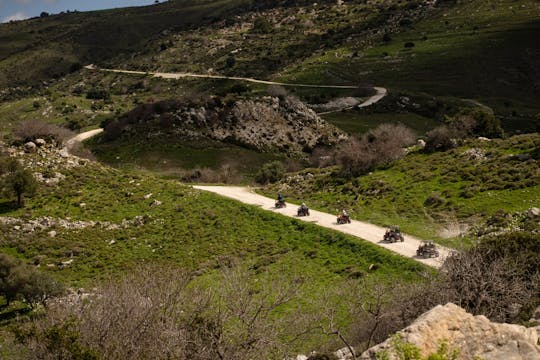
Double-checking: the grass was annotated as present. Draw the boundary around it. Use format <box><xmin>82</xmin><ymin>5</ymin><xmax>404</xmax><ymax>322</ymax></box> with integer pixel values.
<box><xmin>0</xmin><ymin>149</ymin><xmax>427</xmax><ymax>288</ymax></box>
<box><xmin>322</xmin><ymin>110</ymin><xmax>440</xmax><ymax>135</ymax></box>
<box><xmin>280</xmin><ymin>0</ymin><xmax>540</xmax><ymax>131</ymax></box>
<box><xmin>262</xmin><ymin>133</ymin><xmax>540</xmax><ymax>248</ymax></box>
<box><xmin>87</xmin><ymin>134</ymin><xmax>282</xmax><ymax>180</ymax></box>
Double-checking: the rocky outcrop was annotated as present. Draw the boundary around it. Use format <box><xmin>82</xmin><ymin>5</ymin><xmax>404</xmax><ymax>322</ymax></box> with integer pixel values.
<box><xmin>360</xmin><ymin>303</ymin><xmax>540</xmax><ymax>360</ymax></box>
<box><xmin>108</xmin><ymin>96</ymin><xmax>345</xmax><ymax>154</ymax></box>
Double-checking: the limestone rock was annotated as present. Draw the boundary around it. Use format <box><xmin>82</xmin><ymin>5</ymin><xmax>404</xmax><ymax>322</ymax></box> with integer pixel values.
<box><xmin>24</xmin><ymin>142</ymin><xmax>37</xmax><ymax>152</ymax></box>
<box><xmin>35</xmin><ymin>138</ymin><xmax>46</xmax><ymax>147</ymax></box>
<box><xmin>360</xmin><ymin>303</ymin><xmax>540</xmax><ymax>360</ymax></box>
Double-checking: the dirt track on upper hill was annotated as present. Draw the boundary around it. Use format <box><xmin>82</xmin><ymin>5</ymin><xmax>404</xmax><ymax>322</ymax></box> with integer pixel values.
<box><xmin>85</xmin><ymin>64</ymin><xmax>366</xmax><ymax>89</ymax></box>
<box><xmin>194</xmin><ymin>186</ymin><xmax>450</xmax><ymax>269</ymax></box>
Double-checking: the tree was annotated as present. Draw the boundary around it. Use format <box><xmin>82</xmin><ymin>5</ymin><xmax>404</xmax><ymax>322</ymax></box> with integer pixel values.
<box><xmin>5</xmin><ymin>167</ymin><xmax>37</xmax><ymax>207</ymax></box>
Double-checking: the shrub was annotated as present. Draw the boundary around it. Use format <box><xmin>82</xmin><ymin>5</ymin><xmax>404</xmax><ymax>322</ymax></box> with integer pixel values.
<box><xmin>425</xmin><ymin>126</ymin><xmax>457</xmax><ymax>152</ymax></box>
<box><xmin>0</xmin><ymin>253</ymin><xmax>63</xmax><ymax>308</ymax></box>
<box><xmin>255</xmin><ymin>161</ymin><xmax>285</xmax><ymax>184</ymax></box>
<box><xmin>86</xmin><ymin>88</ymin><xmax>110</xmax><ymax>100</ymax></box>
<box><xmin>252</xmin><ymin>17</ymin><xmax>273</xmax><ymax>33</ymax></box>
<box><xmin>13</xmin><ymin>119</ymin><xmax>73</xmax><ymax>145</ymax></box>
<box><xmin>335</xmin><ymin>124</ymin><xmax>416</xmax><ymax>176</ymax></box>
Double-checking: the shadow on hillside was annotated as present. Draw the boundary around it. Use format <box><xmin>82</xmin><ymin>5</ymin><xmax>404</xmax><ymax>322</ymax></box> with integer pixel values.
<box><xmin>0</xmin><ymin>200</ymin><xmax>19</xmax><ymax>214</ymax></box>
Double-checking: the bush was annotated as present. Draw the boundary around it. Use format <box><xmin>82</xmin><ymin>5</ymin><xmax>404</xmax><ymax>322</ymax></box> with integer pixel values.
<box><xmin>255</xmin><ymin>161</ymin><xmax>285</xmax><ymax>184</ymax></box>
<box><xmin>335</xmin><ymin>124</ymin><xmax>416</xmax><ymax>176</ymax></box>
<box><xmin>13</xmin><ymin>119</ymin><xmax>73</xmax><ymax>145</ymax></box>
<box><xmin>0</xmin><ymin>253</ymin><xmax>63</xmax><ymax>308</ymax></box>
<box><xmin>252</xmin><ymin>17</ymin><xmax>273</xmax><ymax>33</ymax></box>
<box><xmin>86</xmin><ymin>88</ymin><xmax>110</xmax><ymax>100</ymax></box>
<box><xmin>425</xmin><ymin>126</ymin><xmax>457</xmax><ymax>152</ymax></box>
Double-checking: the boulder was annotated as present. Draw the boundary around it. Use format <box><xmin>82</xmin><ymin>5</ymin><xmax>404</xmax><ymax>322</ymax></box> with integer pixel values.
<box><xmin>527</xmin><ymin>207</ymin><xmax>540</xmax><ymax>219</ymax></box>
<box><xmin>24</xmin><ymin>141</ymin><xmax>37</xmax><ymax>152</ymax></box>
<box><xmin>35</xmin><ymin>138</ymin><xmax>46</xmax><ymax>147</ymax></box>
<box><xmin>360</xmin><ymin>303</ymin><xmax>540</xmax><ymax>360</ymax></box>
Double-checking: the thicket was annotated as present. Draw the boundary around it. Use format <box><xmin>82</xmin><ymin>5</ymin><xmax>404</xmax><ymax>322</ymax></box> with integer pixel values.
<box><xmin>15</xmin><ymin>230</ymin><xmax>539</xmax><ymax>359</ymax></box>
<box><xmin>0</xmin><ymin>253</ymin><xmax>64</xmax><ymax>308</ymax></box>
<box><xmin>318</xmin><ymin>124</ymin><xmax>416</xmax><ymax>177</ymax></box>
<box><xmin>425</xmin><ymin>109</ymin><xmax>504</xmax><ymax>152</ymax></box>
<box><xmin>13</xmin><ymin>119</ymin><xmax>73</xmax><ymax>145</ymax></box>
<box><xmin>255</xmin><ymin>160</ymin><xmax>285</xmax><ymax>184</ymax></box>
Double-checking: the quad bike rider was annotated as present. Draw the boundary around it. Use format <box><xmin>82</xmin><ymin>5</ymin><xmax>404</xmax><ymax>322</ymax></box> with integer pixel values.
<box><xmin>416</xmin><ymin>240</ymin><xmax>439</xmax><ymax>258</ymax></box>
<box><xmin>383</xmin><ymin>225</ymin><xmax>404</xmax><ymax>243</ymax></box>
<box><xmin>337</xmin><ymin>209</ymin><xmax>351</xmax><ymax>224</ymax></box>
<box><xmin>275</xmin><ymin>193</ymin><xmax>286</xmax><ymax>208</ymax></box>
<box><xmin>297</xmin><ymin>203</ymin><xmax>310</xmax><ymax>216</ymax></box>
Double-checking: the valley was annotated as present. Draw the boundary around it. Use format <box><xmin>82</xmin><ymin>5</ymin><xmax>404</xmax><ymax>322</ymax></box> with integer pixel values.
<box><xmin>0</xmin><ymin>0</ymin><xmax>538</xmax><ymax>359</ymax></box>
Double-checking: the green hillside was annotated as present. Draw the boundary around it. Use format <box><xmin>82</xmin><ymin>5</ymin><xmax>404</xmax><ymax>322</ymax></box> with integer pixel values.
<box><xmin>263</xmin><ymin>133</ymin><xmax>540</xmax><ymax>247</ymax></box>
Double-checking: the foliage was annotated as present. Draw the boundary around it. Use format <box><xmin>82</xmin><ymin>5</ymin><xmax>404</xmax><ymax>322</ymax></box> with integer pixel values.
<box><xmin>255</xmin><ymin>160</ymin><xmax>285</xmax><ymax>184</ymax></box>
<box><xmin>264</xmin><ymin>133</ymin><xmax>540</xmax><ymax>246</ymax></box>
<box><xmin>0</xmin><ymin>253</ymin><xmax>64</xmax><ymax>308</ymax></box>
<box><xmin>331</xmin><ymin>123</ymin><xmax>416</xmax><ymax>177</ymax></box>
<box><xmin>1</xmin><ymin>158</ymin><xmax>37</xmax><ymax>207</ymax></box>
<box><xmin>13</xmin><ymin>120</ymin><xmax>73</xmax><ymax>145</ymax></box>
<box><xmin>376</xmin><ymin>335</ymin><xmax>459</xmax><ymax>360</ymax></box>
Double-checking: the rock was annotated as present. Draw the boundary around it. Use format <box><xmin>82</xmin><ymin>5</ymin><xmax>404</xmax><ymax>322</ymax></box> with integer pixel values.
<box><xmin>417</xmin><ymin>139</ymin><xmax>426</xmax><ymax>148</ymax></box>
<box><xmin>150</xmin><ymin>200</ymin><xmax>162</xmax><ymax>207</ymax></box>
<box><xmin>24</xmin><ymin>142</ymin><xmax>37</xmax><ymax>152</ymax></box>
<box><xmin>360</xmin><ymin>303</ymin><xmax>540</xmax><ymax>360</ymax></box>
<box><xmin>527</xmin><ymin>208</ymin><xmax>539</xmax><ymax>219</ymax></box>
<box><xmin>48</xmin><ymin>230</ymin><xmax>57</xmax><ymax>238</ymax></box>
<box><xmin>35</xmin><ymin>138</ymin><xmax>46</xmax><ymax>147</ymax></box>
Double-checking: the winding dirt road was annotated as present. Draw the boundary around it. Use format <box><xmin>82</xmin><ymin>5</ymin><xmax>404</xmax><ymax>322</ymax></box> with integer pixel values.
<box><xmin>194</xmin><ymin>186</ymin><xmax>450</xmax><ymax>269</ymax></box>
<box><xmin>85</xmin><ymin>64</ymin><xmax>361</xmax><ymax>89</ymax></box>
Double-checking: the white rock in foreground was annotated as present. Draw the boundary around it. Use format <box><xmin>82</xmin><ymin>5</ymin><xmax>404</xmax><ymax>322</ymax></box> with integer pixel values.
<box><xmin>360</xmin><ymin>303</ymin><xmax>540</xmax><ymax>360</ymax></box>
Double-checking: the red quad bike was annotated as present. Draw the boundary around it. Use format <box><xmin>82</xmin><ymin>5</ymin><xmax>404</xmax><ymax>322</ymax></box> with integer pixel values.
<box><xmin>275</xmin><ymin>199</ymin><xmax>286</xmax><ymax>208</ymax></box>
<box><xmin>383</xmin><ymin>225</ymin><xmax>404</xmax><ymax>243</ymax></box>
<box><xmin>337</xmin><ymin>214</ymin><xmax>351</xmax><ymax>224</ymax></box>
<box><xmin>297</xmin><ymin>207</ymin><xmax>310</xmax><ymax>216</ymax></box>
<box><xmin>416</xmin><ymin>240</ymin><xmax>439</xmax><ymax>258</ymax></box>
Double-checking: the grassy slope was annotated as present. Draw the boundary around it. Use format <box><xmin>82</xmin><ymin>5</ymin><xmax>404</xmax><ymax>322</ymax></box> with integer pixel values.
<box><xmin>263</xmin><ymin>134</ymin><xmax>540</xmax><ymax>247</ymax></box>
<box><xmin>0</xmin><ymin>151</ymin><xmax>426</xmax><ymax>289</ymax></box>
<box><xmin>0</xmin><ymin>0</ymin><xmax>252</xmax><ymax>88</ymax></box>
<box><xmin>281</xmin><ymin>0</ymin><xmax>540</xmax><ymax>130</ymax></box>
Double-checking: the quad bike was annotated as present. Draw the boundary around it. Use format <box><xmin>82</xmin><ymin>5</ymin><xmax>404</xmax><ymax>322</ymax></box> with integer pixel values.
<box><xmin>297</xmin><ymin>207</ymin><xmax>310</xmax><ymax>216</ymax></box>
<box><xmin>337</xmin><ymin>214</ymin><xmax>351</xmax><ymax>224</ymax></box>
<box><xmin>383</xmin><ymin>226</ymin><xmax>404</xmax><ymax>243</ymax></box>
<box><xmin>275</xmin><ymin>199</ymin><xmax>286</xmax><ymax>208</ymax></box>
<box><xmin>416</xmin><ymin>240</ymin><xmax>439</xmax><ymax>258</ymax></box>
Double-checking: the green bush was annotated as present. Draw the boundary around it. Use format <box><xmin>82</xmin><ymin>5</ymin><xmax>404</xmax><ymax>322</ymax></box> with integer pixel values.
<box><xmin>255</xmin><ymin>161</ymin><xmax>285</xmax><ymax>184</ymax></box>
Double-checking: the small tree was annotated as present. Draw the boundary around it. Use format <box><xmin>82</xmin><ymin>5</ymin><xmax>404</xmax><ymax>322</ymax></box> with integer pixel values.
<box><xmin>5</xmin><ymin>166</ymin><xmax>37</xmax><ymax>207</ymax></box>
<box><xmin>255</xmin><ymin>161</ymin><xmax>285</xmax><ymax>184</ymax></box>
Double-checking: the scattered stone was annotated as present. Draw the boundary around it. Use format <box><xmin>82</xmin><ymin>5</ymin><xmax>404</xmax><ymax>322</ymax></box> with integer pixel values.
<box><xmin>528</xmin><ymin>208</ymin><xmax>540</xmax><ymax>219</ymax></box>
<box><xmin>24</xmin><ymin>142</ymin><xmax>37</xmax><ymax>152</ymax></box>
<box><xmin>35</xmin><ymin>138</ymin><xmax>46</xmax><ymax>147</ymax></box>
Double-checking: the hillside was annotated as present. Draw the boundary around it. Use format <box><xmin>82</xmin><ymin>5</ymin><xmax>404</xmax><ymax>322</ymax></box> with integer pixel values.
<box><xmin>263</xmin><ymin>133</ymin><xmax>540</xmax><ymax>247</ymax></box>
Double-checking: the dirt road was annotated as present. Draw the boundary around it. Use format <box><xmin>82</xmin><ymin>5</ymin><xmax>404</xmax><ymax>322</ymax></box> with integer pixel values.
<box><xmin>85</xmin><ymin>64</ymin><xmax>363</xmax><ymax>89</ymax></box>
<box><xmin>193</xmin><ymin>186</ymin><xmax>450</xmax><ymax>269</ymax></box>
